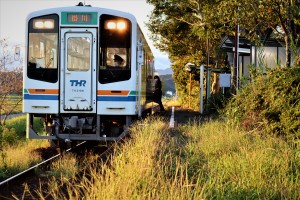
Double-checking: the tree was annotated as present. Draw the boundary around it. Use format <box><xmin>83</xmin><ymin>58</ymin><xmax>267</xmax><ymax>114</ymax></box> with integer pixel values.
<box><xmin>147</xmin><ymin>0</ymin><xmax>300</xmax><ymax>66</ymax></box>
<box><xmin>252</xmin><ymin>0</ymin><xmax>300</xmax><ymax>67</ymax></box>
<box><xmin>205</xmin><ymin>0</ymin><xmax>300</xmax><ymax>67</ymax></box>
<box><xmin>0</xmin><ymin>38</ymin><xmax>23</xmax><ymax>125</ymax></box>
<box><xmin>146</xmin><ymin>0</ymin><xmax>215</xmax><ymax>105</ymax></box>
<box><xmin>146</xmin><ymin>0</ymin><xmax>300</xmax><ymax>108</ymax></box>
<box><xmin>170</xmin><ymin>0</ymin><xmax>300</xmax><ymax>68</ymax></box>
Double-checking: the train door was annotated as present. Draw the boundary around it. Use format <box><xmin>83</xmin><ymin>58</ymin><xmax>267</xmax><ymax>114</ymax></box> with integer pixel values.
<box><xmin>60</xmin><ymin>28</ymin><xmax>97</xmax><ymax>113</ymax></box>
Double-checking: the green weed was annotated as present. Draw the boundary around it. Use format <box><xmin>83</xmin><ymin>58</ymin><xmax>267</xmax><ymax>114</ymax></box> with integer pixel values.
<box><xmin>224</xmin><ymin>66</ymin><xmax>300</xmax><ymax>142</ymax></box>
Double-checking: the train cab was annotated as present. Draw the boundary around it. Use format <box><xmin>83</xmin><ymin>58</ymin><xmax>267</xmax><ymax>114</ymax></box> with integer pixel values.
<box><xmin>23</xmin><ymin>4</ymin><xmax>155</xmax><ymax>145</ymax></box>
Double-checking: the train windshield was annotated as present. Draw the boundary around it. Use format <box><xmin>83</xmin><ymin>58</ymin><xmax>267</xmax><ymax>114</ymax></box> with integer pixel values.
<box><xmin>99</xmin><ymin>15</ymin><xmax>132</xmax><ymax>84</ymax></box>
<box><xmin>27</xmin><ymin>14</ymin><xmax>58</xmax><ymax>83</ymax></box>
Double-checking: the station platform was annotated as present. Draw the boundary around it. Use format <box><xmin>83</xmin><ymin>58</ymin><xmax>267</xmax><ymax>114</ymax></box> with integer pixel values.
<box><xmin>167</xmin><ymin>106</ymin><xmax>203</xmax><ymax>128</ymax></box>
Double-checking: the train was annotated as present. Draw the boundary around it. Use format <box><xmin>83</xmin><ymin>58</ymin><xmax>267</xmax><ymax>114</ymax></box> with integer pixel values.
<box><xmin>23</xmin><ymin>2</ymin><xmax>157</xmax><ymax>149</ymax></box>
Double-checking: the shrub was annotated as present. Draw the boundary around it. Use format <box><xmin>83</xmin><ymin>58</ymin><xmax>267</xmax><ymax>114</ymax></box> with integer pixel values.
<box><xmin>224</xmin><ymin>66</ymin><xmax>300</xmax><ymax>141</ymax></box>
<box><xmin>0</xmin><ymin>115</ymin><xmax>44</xmax><ymax>146</ymax></box>
<box><xmin>207</xmin><ymin>93</ymin><xmax>229</xmax><ymax>115</ymax></box>
<box><xmin>2</xmin><ymin>128</ymin><xmax>19</xmax><ymax>145</ymax></box>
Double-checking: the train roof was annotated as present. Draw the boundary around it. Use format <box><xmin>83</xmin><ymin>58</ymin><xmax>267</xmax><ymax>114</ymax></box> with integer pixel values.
<box><xmin>26</xmin><ymin>4</ymin><xmax>137</xmax><ymax>24</ymax></box>
<box><xmin>25</xmin><ymin>3</ymin><xmax>154</xmax><ymax>59</ymax></box>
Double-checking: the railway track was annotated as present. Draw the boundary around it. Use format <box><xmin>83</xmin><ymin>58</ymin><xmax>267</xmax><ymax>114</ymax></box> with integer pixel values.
<box><xmin>0</xmin><ymin>108</ymin><xmax>202</xmax><ymax>198</ymax></box>
<box><xmin>0</xmin><ymin>138</ymin><xmax>121</xmax><ymax>199</ymax></box>
<box><xmin>0</xmin><ymin>143</ymin><xmax>78</xmax><ymax>198</ymax></box>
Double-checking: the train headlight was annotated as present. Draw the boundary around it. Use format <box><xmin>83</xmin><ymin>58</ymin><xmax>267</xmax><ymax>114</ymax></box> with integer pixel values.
<box><xmin>33</xmin><ymin>19</ymin><xmax>55</xmax><ymax>29</ymax></box>
<box><xmin>106</xmin><ymin>21</ymin><xmax>116</xmax><ymax>29</ymax></box>
<box><xmin>105</xmin><ymin>20</ymin><xmax>126</xmax><ymax>30</ymax></box>
<box><xmin>117</xmin><ymin>21</ymin><xmax>126</xmax><ymax>30</ymax></box>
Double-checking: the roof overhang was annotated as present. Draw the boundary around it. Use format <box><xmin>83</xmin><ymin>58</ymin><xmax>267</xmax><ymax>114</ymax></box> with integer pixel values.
<box><xmin>219</xmin><ymin>35</ymin><xmax>251</xmax><ymax>55</ymax></box>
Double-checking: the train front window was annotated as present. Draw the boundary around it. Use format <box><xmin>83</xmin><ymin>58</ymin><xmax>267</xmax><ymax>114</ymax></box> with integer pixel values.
<box><xmin>106</xmin><ymin>47</ymin><xmax>127</xmax><ymax>67</ymax></box>
<box><xmin>27</xmin><ymin>14</ymin><xmax>58</xmax><ymax>83</ymax></box>
<box><xmin>99</xmin><ymin>15</ymin><xmax>131</xmax><ymax>84</ymax></box>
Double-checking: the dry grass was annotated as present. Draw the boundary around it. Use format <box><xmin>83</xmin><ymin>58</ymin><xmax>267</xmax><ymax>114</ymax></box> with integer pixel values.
<box><xmin>28</xmin><ymin>117</ymin><xmax>300</xmax><ymax>199</ymax></box>
<box><xmin>164</xmin><ymin>98</ymin><xmax>181</xmax><ymax>108</ymax></box>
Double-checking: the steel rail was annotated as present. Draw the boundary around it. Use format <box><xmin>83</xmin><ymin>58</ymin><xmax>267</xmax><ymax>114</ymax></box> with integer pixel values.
<box><xmin>0</xmin><ymin>141</ymin><xmax>86</xmax><ymax>187</ymax></box>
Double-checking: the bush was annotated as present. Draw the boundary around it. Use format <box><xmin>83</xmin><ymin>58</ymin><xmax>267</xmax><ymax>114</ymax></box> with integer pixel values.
<box><xmin>4</xmin><ymin>116</ymin><xmax>27</xmax><ymax>139</ymax></box>
<box><xmin>224</xmin><ymin>66</ymin><xmax>300</xmax><ymax>141</ymax></box>
<box><xmin>0</xmin><ymin>115</ymin><xmax>44</xmax><ymax>146</ymax></box>
<box><xmin>2</xmin><ymin>128</ymin><xmax>19</xmax><ymax>145</ymax></box>
<box><xmin>207</xmin><ymin>93</ymin><xmax>229</xmax><ymax>115</ymax></box>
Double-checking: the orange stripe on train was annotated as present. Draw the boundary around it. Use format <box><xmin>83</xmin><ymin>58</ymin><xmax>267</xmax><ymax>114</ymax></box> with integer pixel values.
<box><xmin>28</xmin><ymin>89</ymin><xmax>59</xmax><ymax>94</ymax></box>
<box><xmin>97</xmin><ymin>90</ymin><xmax>129</xmax><ymax>96</ymax></box>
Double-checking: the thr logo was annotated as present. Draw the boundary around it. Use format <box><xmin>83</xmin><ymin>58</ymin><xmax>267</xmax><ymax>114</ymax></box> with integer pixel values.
<box><xmin>70</xmin><ymin>80</ymin><xmax>86</xmax><ymax>87</ymax></box>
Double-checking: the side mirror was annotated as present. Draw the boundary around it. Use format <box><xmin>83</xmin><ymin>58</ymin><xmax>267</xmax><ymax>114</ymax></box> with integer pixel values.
<box><xmin>14</xmin><ymin>47</ymin><xmax>20</xmax><ymax>61</ymax></box>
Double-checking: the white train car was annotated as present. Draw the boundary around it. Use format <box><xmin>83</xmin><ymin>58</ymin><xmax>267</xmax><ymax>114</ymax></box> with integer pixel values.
<box><xmin>23</xmin><ymin>3</ymin><xmax>155</xmax><ymax>147</ymax></box>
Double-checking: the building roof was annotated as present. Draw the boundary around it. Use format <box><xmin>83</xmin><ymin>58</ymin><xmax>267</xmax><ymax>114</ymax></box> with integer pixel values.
<box><xmin>219</xmin><ymin>35</ymin><xmax>251</xmax><ymax>55</ymax></box>
<box><xmin>219</xmin><ymin>35</ymin><xmax>294</xmax><ymax>55</ymax></box>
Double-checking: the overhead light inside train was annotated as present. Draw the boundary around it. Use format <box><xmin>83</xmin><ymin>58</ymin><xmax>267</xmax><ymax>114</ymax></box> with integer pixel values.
<box><xmin>105</xmin><ymin>20</ymin><xmax>126</xmax><ymax>30</ymax></box>
<box><xmin>33</xmin><ymin>19</ymin><xmax>55</xmax><ymax>29</ymax></box>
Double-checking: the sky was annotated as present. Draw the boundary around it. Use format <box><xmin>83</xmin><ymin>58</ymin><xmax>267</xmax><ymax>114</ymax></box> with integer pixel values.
<box><xmin>0</xmin><ymin>0</ymin><xmax>170</xmax><ymax>70</ymax></box>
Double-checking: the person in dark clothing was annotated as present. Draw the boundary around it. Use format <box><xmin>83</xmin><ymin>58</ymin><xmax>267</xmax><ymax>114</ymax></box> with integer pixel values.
<box><xmin>153</xmin><ymin>75</ymin><xmax>165</xmax><ymax>112</ymax></box>
<box><xmin>113</xmin><ymin>54</ymin><xmax>124</xmax><ymax>66</ymax></box>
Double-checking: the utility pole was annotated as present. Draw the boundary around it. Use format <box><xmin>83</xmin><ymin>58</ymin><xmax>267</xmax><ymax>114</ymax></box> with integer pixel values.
<box><xmin>233</xmin><ymin>3</ymin><xmax>240</xmax><ymax>95</ymax></box>
<box><xmin>233</xmin><ymin>24</ymin><xmax>239</xmax><ymax>94</ymax></box>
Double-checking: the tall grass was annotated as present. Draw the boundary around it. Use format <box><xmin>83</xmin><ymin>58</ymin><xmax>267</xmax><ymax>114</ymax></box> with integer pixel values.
<box><xmin>49</xmin><ymin>152</ymin><xmax>79</xmax><ymax>179</ymax></box>
<box><xmin>0</xmin><ymin>139</ymin><xmax>50</xmax><ymax>179</ymax></box>
<box><xmin>0</xmin><ymin>116</ymin><xmax>48</xmax><ymax>180</ymax></box>
<box><xmin>180</xmin><ymin>121</ymin><xmax>300</xmax><ymax>199</ymax></box>
<box><xmin>35</xmin><ymin>117</ymin><xmax>300</xmax><ymax>199</ymax></box>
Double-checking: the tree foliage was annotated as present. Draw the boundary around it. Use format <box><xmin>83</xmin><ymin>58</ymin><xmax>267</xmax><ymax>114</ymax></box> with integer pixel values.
<box><xmin>146</xmin><ymin>0</ymin><xmax>220</xmax><ymax>106</ymax></box>
<box><xmin>232</xmin><ymin>0</ymin><xmax>300</xmax><ymax>67</ymax></box>
<box><xmin>146</xmin><ymin>0</ymin><xmax>300</xmax><ymax>108</ymax></box>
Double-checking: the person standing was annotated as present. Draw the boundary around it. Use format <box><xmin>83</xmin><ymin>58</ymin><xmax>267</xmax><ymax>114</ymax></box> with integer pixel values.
<box><xmin>153</xmin><ymin>75</ymin><xmax>165</xmax><ymax>112</ymax></box>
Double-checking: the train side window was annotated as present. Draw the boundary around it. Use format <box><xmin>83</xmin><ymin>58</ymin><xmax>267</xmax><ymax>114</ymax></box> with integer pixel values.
<box><xmin>99</xmin><ymin>14</ymin><xmax>131</xmax><ymax>84</ymax></box>
<box><xmin>27</xmin><ymin>14</ymin><xmax>58</xmax><ymax>83</ymax></box>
